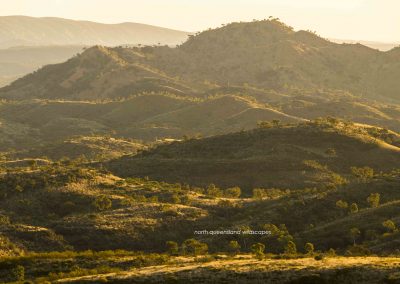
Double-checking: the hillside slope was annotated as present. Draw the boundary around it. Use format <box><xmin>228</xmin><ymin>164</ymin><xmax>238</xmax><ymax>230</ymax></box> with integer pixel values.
<box><xmin>0</xmin><ymin>94</ymin><xmax>304</xmax><ymax>152</ymax></box>
<box><xmin>1</xmin><ymin>19</ymin><xmax>399</xmax><ymax>103</ymax></box>
<box><xmin>0</xmin><ymin>45</ymin><xmax>85</xmax><ymax>87</ymax></box>
<box><xmin>106</xmin><ymin>120</ymin><xmax>400</xmax><ymax>190</ymax></box>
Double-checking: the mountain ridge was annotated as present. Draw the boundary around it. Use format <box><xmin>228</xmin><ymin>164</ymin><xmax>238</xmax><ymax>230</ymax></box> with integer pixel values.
<box><xmin>0</xmin><ymin>15</ymin><xmax>190</xmax><ymax>49</ymax></box>
<box><xmin>2</xmin><ymin>19</ymin><xmax>399</xmax><ymax>102</ymax></box>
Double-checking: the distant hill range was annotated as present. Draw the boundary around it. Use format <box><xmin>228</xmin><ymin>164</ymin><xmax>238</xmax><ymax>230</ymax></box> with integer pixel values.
<box><xmin>0</xmin><ymin>19</ymin><xmax>400</xmax><ymax>150</ymax></box>
<box><xmin>330</xmin><ymin>38</ymin><xmax>399</xmax><ymax>52</ymax></box>
<box><xmin>0</xmin><ymin>16</ymin><xmax>190</xmax><ymax>48</ymax></box>
<box><xmin>0</xmin><ymin>45</ymin><xmax>85</xmax><ymax>87</ymax></box>
<box><xmin>0</xmin><ymin>16</ymin><xmax>190</xmax><ymax>87</ymax></box>
<box><xmin>2</xmin><ymin>19</ymin><xmax>400</xmax><ymax>102</ymax></box>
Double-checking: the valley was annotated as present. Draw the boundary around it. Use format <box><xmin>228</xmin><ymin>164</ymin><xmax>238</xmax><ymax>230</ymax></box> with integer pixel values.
<box><xmin>0</xmin><ymin>18</ymin><xmax>399</xmax><ymax>283</ymax></box>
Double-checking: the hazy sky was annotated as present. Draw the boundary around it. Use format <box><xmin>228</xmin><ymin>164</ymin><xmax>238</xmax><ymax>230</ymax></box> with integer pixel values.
<box><xmin>1</xmin><ymin>0</ymin><xmax>399</xmax><ymax>42</ymax></box>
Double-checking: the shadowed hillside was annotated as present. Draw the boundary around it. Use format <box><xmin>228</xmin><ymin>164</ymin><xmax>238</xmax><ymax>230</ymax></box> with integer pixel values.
<box><xmin>0</xmin><ymin>94</ymin><xmax>304</xmax><ymax>152</ymax></box>
<box><xmin>106</xmin><ymin>119</ymin><xmax>400</xmax><ymax>190</ymax></box>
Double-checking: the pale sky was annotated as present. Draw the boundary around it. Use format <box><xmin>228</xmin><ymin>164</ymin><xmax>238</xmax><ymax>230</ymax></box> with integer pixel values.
<box><xmin>0</xmin><ymin>0</ymin><xmax>399</xmax><ymax>42</ymax></box>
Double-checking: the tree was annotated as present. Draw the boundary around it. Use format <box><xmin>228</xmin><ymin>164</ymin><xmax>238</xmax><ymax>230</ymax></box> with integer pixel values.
<box><xmin>207</xmin><ymin>184</ymin><xmax>222</xmax><ymax>197</ymax></box>
<box><xmin>272</xmin><ymin>119</ymin><xmax>281</xmax><ymax>127</ymax></box>
<box><xmin>166</xmin><ymin>241</ymin><xmax>179</xmax><ymax>255</ymax></box>
<box><xmin>10</xmin><ymin>265</ymin><xmax>24</xmax><ymax>282</ymax></box>
<box><xmin>284</xmin><ymin>241</ymin><xmax>297</xmax><ymax>255</ymax></box>
<box><xmin>325</xmin><ymin>148</ymin><xmax>336</xmax><ymax>157</ymax></box>
<box><xmin>182</xmin><ymin>239</ymin><xmax>208</xmax><ymax>256</ymax></box>
<box><xmin>0</xmin><ymin>214</ymin><xmax>10</xmax><ymax>225</ymax></box>
<box><xmin>258</xmin><ymin>121</ymin><xmax>273</xmax><ymax>128</ymax></box>
<box><xmin>336</xmin><ymin>200</ymin><xmax>348</xmax><ymax>209</ymax></box>
<box><xmin>171</xmin><ymin>194</ymin><xmax>181</xmax><ymax>204</ymax></box>
<box><xmin>251</xmin><ymin>243</ymin><xmax>265</xmax><ymax>259</ymax></box>
<box><xmin>238</xmin><ymin>225</ymin><xmax>251</xmax><ymax>250</ymax></box>
<box><xmin>15</xmin><ymin>185</ymin><xmax>24</xmax><ymax>193</ymax></box>
<box><xmin>327</xmin><ymin>248</ymin><xmax>336</xmax><ymax>257</ymax></box>
<box><xmin>180</xmin><ymin>195</ymin><xmax>191</xmax><ymax>205</ymax></box>
<box><xmin>382</xmin><ymin>220</ymin><xmax>397</xmax><ymax>233</ymax></box>
<box><xmin>304</xmin><ymin>243</ymin><xmax>314</xmax><ymax>255</ymax></box>
<box><xmin>349</xmin><ymin>203</ymin><xmax>359</xmax><ymax>214</ymax></box>
<box><xmin>252</xmin><ymin>188</ymin><xmax>265</xmax><ymax>200</ymax></box>
<box><xmin>93</xmin><ymin>195</ymin><xmax>112</xmax><ymax>211</ymax></box>
<box><xmin>350</xmin><ymin>227</ymin><xmax>361</xmax><ymax>245</ymax></box>
<box><xmin>367</xmin><ymin>193</ymin><xmax>380</xmax><ymax>208</ymax></box>
<box><xmin>350</xmin><ymin>166</ymin><xmax>374</xmax><ymax>183</ymax></box>
<box><xmin>29</xmin><ymin>160</ymin><xmax>38</xmax><ymax>170</ymax></box>
<box><xmin>263</xmin><ymin>223</ymin><xmax>280</xmax><ymax>237</ymax></box>
<box><xmin>228</xmin><ymin>240</ymin><xmax>241</xmax><ymax>256</ymax></box>
<box><xmin>224</xmin><ymin>187</ymin><xmax>241</xmax><ymax>198</ymax></box>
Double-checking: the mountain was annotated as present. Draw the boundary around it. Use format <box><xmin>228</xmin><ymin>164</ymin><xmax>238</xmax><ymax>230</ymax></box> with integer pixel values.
<box><xmin>330</xmin><ymin>38</ymin><xmax>400</xmax><ymax>52</ymax></box>
<box><xmin>1</xmin><ymin>19</ymin><xmax>400</xmax><ymax>152</ymax></box>
<box><xmin>0</xmin><ymin>16</ymin><xmax>189</xmax><ymax>87</ymax></box>
<box><xmin>106</xmin><ymin>119</ymin><xmax>400</xmax><ymax>190</ymax></box>
<box><xmin>0</xmin><ymin>16</ymin><xmax>189</xmax><ymax>48</ymax></box>
<box><xmin>1</xmin><ymin>19</ymin><xmax>400</xmax><ymax>103</ymax></box>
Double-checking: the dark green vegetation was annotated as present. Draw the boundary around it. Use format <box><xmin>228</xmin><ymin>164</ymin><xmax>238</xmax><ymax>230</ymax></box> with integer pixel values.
<box><xmin>107</xmin><ymin>119</ymin><xmax>400</xmax><ymax>189</ymax></box>
<box><xmin>0</xmin><ymin>19</ymin><xmax>400</xmax><ymax>282</ymax></box>
<box><xmin>1</xmin><ymin>155</ymin><xmax>400</xmax><ymax>282</ymax></box>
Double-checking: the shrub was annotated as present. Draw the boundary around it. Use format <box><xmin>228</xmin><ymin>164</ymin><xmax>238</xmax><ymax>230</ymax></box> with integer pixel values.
<box><xmin>345</xmin><ymin>245</ymin><xmax>371</xmax><ymax>256</ymax></box>
<box><xmin>0</xmin><ymin>214</ymin><xmax>10</xmax><ymax>225</ymax></box>
<box><xmin>206</xmin><ymin>184</ymin><xmax>222</xmax><ymax>197</ymax></box>
<box><xmin>171</xmin><ymin>194</ymin><xmax>181</xmax><ymax>204</ymax></box>
<box><xmin>367</xmin><ymin>193</ymin><xmax>380</xmax><ymax>208</ymax></box>
<box><xmin>252</xmin><ymin>188</ymin><xmax>265</xmax><ymax>200</ymax></box>
<box><xmin>224</xmin><ymin>187</ymin><xmax>241</xmax><ymax>198</ymax></box>
<box><xmin>182</xmin><ymin>239</ymin><xmax>208</xmax><ymax>256</ymax></box>
<box><xmin>217</xmin><ymin>199</ymin><xmax>235</xmax><ymax>208</ymax></box>
<box><xmin>228</xmin><ymin>240</ymin><xmax>241</xmax><ymax>256</ymax></box>
<box><xmin>350</xmin><ymin>166</ymin><xmax>374</xmax><ymax>183</ymax></box>
<box><xmin>284</xmin><ymin>241</ymin><xmax>297</xmax><ymax>255</ymax></box>
<box><xmin>382</xmin><ymin>220</ymin><xmax>397</xmax><ymax>233</ymax></box>
<box><xmin>10</xmin><ymin>265</ymin><xmax>24</xmax><ymax>282</ymax></box>
<box><xmin>304</xmin><ymin>242</ymin><xmax>314</xmax><ymax>255</ymax></box>
<box><xmin>93</xmin><ymin>195</ymin><xmax>112</xmax><ymax>211</ymax></box>
<box><xmin>327</xmin><ymin>248</ymin><xmax>336</xmax><ymax>257</ymax></box>
<box><xmin>336</xmin><ymin>200</ymin><xmax>348</xmax><ymax>209</ymax></box>
<box><xmin>350</xmin><ymin>227</ymin><xmax>361</xmax><ymax>245</ymax></box>
<box><xmin>180</xmin><ymin>195</ymin><xmax>191</xmax><ymax>205</ymax></box>
<box><xmin>251</xmin><ymin>243</ymin><xmax>265</xmax><ymax>259</ymax></box>
<box><xmin>349</xmin><ymin>203</ymin><xmax>358</xmax><ymax>214</ymax></box>
<box><xmin>166</xmin><ymin>241</ymin><xmax>179</xmax><ymax>255</ymax></box>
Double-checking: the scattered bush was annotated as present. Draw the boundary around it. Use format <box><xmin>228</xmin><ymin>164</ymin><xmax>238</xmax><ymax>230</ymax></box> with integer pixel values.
<box><xmin>93</xmin><ymin>195</ymin><xmax>112</xmax><ymax>211</ymax></box>
<box><xmin>251</xmin><ymin>243</ymin><xmax>265</xmax><ymax>259</ymax></box>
